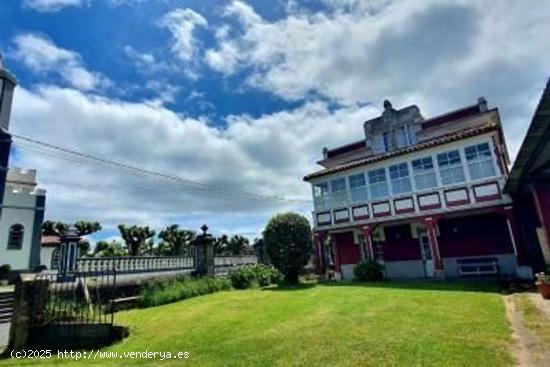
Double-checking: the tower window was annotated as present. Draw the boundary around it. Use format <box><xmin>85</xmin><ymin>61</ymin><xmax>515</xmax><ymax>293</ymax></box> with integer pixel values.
<box><xmin>7</xmin><ymin>224</ymin><xmax>24</xmax><ymax>250</ymax></box>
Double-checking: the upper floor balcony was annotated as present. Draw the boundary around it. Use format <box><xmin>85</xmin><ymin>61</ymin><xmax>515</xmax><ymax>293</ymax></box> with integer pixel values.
<box><xmin>308</xmin><ymin>136</ymin><xmax>511</xmax><ymax>230</ymax></box>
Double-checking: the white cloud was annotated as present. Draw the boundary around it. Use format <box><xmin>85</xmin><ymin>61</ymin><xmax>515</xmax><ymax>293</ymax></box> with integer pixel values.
<box><xmin>11</xmin><ymin>84</ymin><xmax>375</xmax><ymax>233</ymax></box>
<box><xmin>205</xmin><ymin>0</ymin><xmax>550</xmax><ymax>158</ymax></box>
<box><xmin>23</xmin><ymin>0</ymin><xmax>83</xmax><ymax>12</ymax></box>
<box><xmin>12</xmin><ymin>33</ymin><xmax>110</xmax><ymax>91</ymax></box>
<box><xmin>159</xmin><ymin>8</ymin><xmax>208</xmax><ymax>62</ymax></box>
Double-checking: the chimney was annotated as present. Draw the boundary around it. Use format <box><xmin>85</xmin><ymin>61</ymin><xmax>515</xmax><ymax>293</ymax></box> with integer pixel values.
<box><xmin>477</xmin><ymin>97</ymin><xmax>488</xmax><ymax>112</ymax></box>
<box><xmin>322</xmin><ymin>147</ymin><xmax>329</xmax><ymax>159</ymax></box>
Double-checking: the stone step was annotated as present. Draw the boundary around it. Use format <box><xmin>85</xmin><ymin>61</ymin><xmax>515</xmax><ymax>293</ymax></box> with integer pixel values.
<box><xmin>0</xmin><ymin>314</ymin><xmax>12</xmax><ymax>323</ymax></box>
<box><xmin>0</xmin><ymin>293</ymin><xmax>14</xmax><ymax>301</ymax></box>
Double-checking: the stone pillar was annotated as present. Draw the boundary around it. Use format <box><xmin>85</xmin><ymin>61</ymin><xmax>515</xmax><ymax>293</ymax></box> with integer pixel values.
<box><xmin>360</xmin><ymin>225</ymin><xmax>376</xmax><ymax>261</ymax></box>
<box><xmin>8</xmin><ymin>274</ymin><xmax>49</xmax><ymax>351</ymax></box>
<box><xmin>421</xmin><ymin>216</ymin><xmax>443</xmax><ymax>276</ymax></box>
<box><xmin>58</xmin><ymin>226</ymin><xmax>81</xmax><ymax>279</ymax></box>
<box><xmin>193</xmin><ymin>225</ymin><xmax>215</xmax><ymax>276</ymax></box>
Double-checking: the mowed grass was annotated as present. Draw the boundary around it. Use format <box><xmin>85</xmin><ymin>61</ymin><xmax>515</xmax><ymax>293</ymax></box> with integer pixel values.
<box><xmin>2</xmin><ymin>282</ymin><xmax>511</xmax><ymax>367</ymax></box>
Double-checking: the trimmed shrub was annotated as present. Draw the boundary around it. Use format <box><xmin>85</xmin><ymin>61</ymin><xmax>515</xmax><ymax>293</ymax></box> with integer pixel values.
<box><xmin>264</xmin><ymin>212</ymin><xmax>313</xmax><ymax>283</ymax></box>
<box><xmin>0</xmin><ymin>264</ymin><xmax>11</xmax><ymax>280</ymax></box>
<box><xmin>139</xmin><ymin>276</ymin><xmax>231</xmax><ymax>308</ymax></box>
<box><xmin>353</xmin><ymin>260</ymin><xmax>384</xmax><ymax>281</ymax></box>
<box><xmin>34</xmin><ymin>265</ymin><xmax>47</xmax><ymax>273</ymax></box>
<box><xmin>229</xmin><ymin>264</ymin><xmax>282</xmax><ymax>289</ymax></box>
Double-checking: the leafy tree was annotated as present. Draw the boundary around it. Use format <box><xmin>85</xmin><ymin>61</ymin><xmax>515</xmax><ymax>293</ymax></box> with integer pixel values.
<box><xmin>213</xmin><ymin>234</ymin><xmax>229</xmax><ymax>255</ymax></box>
<box><xmin>42</xmin><ymin>220</ymin><xmax>102</xmax><ymax>255</ymax></box>
<box><xmin>42</xmin><ymin>220</ymin><xmax>68</xmax><ymax>236</ymax></box>
<box><xmin>74</xmin><ymin>221</ymin><xmax>102</xmax><ymax>236</ymax></box>
<box><xmin>226</xmin><ymin>235</ymin><xmax>250</xmax><ymax>256</ymax></box>
<box><xmin>42</xmin><ymin>220</ymin><xmax>101</xmax><ymax>236</ymax></box>
<box><xmin>93</xmin><ymin>240</ymin><xmax>127</xmax><ymax>257</ymax></box>
<box><xmin>263</xmin><ymin>212</ymin><xmax>313</xmax><ymax>283</ymax></box>
<box><xmin>158</xmin><ymin>225</ymin><xmax>196</xmax><ymax>256</ymax></box>
<box><xmin>253</xmin><ymin>237</ymin><xmax>270</xmax><ymax>264</ymax></box>
<box><xmin>118</xmin><ymin>224</ymin><xmax>156</xmax><ymax>256</ymax></box>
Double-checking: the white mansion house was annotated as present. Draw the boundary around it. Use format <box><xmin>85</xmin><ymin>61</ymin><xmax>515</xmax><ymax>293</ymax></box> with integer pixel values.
<box><xmin>304</xmin><ymin>98</ymin><xmax>532</xmax><ymax>280</ymax></box>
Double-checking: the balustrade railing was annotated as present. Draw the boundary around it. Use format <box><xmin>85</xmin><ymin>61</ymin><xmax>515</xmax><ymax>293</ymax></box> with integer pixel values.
<box><xmin>76</xmin><ymin>256</ymin><xmax>195</xmax><ymax>275</ymax></box>
<box><xmin>214</xmin><ymin>256</ymin><xmax>257</xmax><ymax>274</ymax></box>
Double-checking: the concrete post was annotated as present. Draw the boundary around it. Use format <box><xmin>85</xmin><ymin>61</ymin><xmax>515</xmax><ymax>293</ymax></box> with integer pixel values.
<box><xmin>8</xmin><ymin>274</ymin><xmax>49</xmax><ymax>351</ymax></box>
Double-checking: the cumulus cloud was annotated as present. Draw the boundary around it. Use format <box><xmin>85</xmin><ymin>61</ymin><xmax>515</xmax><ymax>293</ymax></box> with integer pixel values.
<box><xmin>159</xmin><ymin>8</ymin><xmax>208</xmax><ymax>62</ymax></box>
<box><xmin>11</xmin><ymin>33</ymin><xmax>110</xmax><ymax>91</ymax></box>
<box><xmin>23</xmin><ymin>0</ymin><xmax>83</xmax><ymax>12</ymax></box>
<box><xmin>10</xmin><ymin>85</ymin><xmax>375</xmax><ymax>233</ymax></box>
<box><xmin>205</xmin><ymin>0</ymin><xmax>550</xmax><ymax>158</ymax></box>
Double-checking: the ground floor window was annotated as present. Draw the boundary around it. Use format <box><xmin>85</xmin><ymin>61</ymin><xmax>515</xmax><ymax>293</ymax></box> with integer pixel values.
<box><xmin>51</xmin><ymin>249</ymin><xmax>60</xmax><ymax>269</ymax></box>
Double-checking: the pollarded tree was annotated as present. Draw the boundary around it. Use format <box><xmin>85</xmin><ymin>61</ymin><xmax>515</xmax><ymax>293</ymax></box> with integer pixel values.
<box><xmin>263</xmin><ymin>212</ymin><xmax>313</xmax><ymax>283</ymax></box>
<box><xmin>42</xmin><ymin>220</ymin><xmax>102</xmax><ymax>255</ymax></box>
<box><xmin>213</xmin><ymin>234</ymin><xmax>229</xmax><ymax>255</ymax></box>
<box><xmin>158</xmin><ymin>225</ymin><xmax>196</xmax><ymax>256</ymax></box>
<box><xmin>42</xmin><ymin>220</ymin><xmax>101</xmax><ymax>236</ymax></box>
<box><xmin>74</xmin><ymin>221</ymin><xmax>102</xmax><ymax>236</ymax></box>
<box><xmin>118</xmin><ymin>224</ymin><xmax>156</xmax><ymax>256</ymax></box>
<box><xmin>226</xmin><ymin>235</ymin><xmax>249</xmax><ymax>256</ymax></box>
<box><xmin>93</xmin><ymin>240</ymin><xmax>127</xmax><ymax>257</ymax></box>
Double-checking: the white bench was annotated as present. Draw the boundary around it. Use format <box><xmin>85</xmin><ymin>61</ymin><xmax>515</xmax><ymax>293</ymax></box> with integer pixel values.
<box><xmin>457</xmin><ymin>258</ymin><xmax>498</xmax><ymax>276</ymax></box>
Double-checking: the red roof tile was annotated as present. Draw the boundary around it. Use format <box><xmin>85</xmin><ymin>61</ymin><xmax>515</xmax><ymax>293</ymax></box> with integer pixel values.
<box><xmin>41</xmin><ymin>235</ymin><xmax>88</xmax><ymax>247</ymax></box>
<box><xmin>303</xmin><ymin>123</ymin><xmax>497</xmax><ymax>181</ymax></box>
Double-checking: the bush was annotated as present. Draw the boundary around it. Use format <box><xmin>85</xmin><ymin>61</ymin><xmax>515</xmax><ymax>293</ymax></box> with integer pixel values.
<box><xmin>140</xmin><ymin>276</ymin><xmax>231</xmax><ymax>308</ymax></box>
<box><xmin>264</xmin><ymin>213</ymin><xmax>313</xmax><ymax>283</ymax></box>
<box><xmin>229</xmin><ymin>264</ymin><xmax>282</xmax><ymax>289</ymax></box>
<box><xmin>0</xmin><ymin>264</ymin><xmax>11</xmax><ymax>280</ymax></box>
<box><xmin>34</xmin><ymin>265</ymin><xmax>47</xmax><ymax>273</ymax></box>
<box><xmin>353</xmin><ymin>260</ymin><xmax>384</xmax><ymax>281</ymax></box>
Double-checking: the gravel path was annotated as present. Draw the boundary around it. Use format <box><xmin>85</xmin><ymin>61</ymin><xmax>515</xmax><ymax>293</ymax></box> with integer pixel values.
<box><xmin>504</xmin><ymin>294</ymin><xmax>550</xmax><ymax>366</ymax></box>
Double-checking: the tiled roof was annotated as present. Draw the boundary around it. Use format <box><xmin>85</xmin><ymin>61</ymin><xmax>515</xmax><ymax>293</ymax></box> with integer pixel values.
<box><xmin>303</xmin><ymin>122</ymin><xmax>497</xmax><ymax>181</ymax></box>
<box><xmin>505</xmin><ymin>78</ymin><xmax>550</xmax><ymax>193</ymax></box>
<box><xmin>422</xmin><ymin>104</ymin><xmax>481</xmax><ymax>128</ymax></box>
<box><xmin>41</xmin><ymin>235</ymin><xmax>88</xmax><ymax>247</ymax></box>
<box><xmin>326</xmin><ymin>140</ymin><xmax>366</xmax><ymax>158</ymax></box>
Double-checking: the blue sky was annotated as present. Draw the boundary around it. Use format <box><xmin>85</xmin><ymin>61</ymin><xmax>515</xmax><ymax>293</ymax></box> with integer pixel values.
<box><xmin>1</xmin><ymin>0</ymin><xmax>550</xmax><ymax>243</ymax></box>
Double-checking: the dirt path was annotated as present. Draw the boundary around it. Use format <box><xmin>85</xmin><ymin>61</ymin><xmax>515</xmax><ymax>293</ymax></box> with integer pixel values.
<box><xmin>504</xmin><ymin>294</ymin><xmax>550</xmax><ymax>366</ymax></box>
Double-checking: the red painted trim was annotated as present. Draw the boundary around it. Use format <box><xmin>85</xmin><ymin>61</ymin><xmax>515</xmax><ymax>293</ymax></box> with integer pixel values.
<box><xmin>393</xmin><ymin>197</ymin><xmax>415</xmax><ymax>214</ymax></box>
<box><xmin>372</xmin><ymin>201</ymin><xmax>391</xmax><ymax>217</ymax></box>
<box><xmin>492</xmin><ymin>136</ymin><xmax>506</xmax><ymax>176</ymax></box>
<box><xmin>333</xmin><ymin>208</ymin><xmax>350</xmax><ymax>223</ymax></box>
<box><xmin>417</xmin><ymin>192</ymin><xmax>442</xmax><ymax>210</ymax></box>
<box><xmin>533</xmin><ymin>186</ymin><xmax>550</xmax><ymax>253</ymax></box>
<box><xmin>493</xmin><ymin>206</ymin><xmax>527</xmax><ymax>265</ymax></box>
<box><xmin>313</xmin><ymin>232</ymin><xmax>326</xmax><ymax>274</ymax></box>
<box><xmin>444</xmin><ymin>187</ymin><xmax>471</xmax><ymax>206</ymax></box>
<box><xmin>360</xmin><ymin>225</ymin><xmax>377</xmax><ymax>260</ymax></box>
<box><xmin>352</xmin><ymin>205</ymin><xmax>370</xmax><ymax>220</ymax></box>
<box><xmin>472</xmin><ymin>181</ymin><xmax>501</xmax><ymax>202</ymax></box>
<box><xmin>304</xmin><ymin>125</ymin><xmax>498</xmax><ymax>182</ymax></box>
<box><xmin>330</xmin><ymin>234</ymin><xmax>341</xmax><ymax>273</ymax></box>
<box><xmin>420</xmin><ymin>216</ymin><xmax>443</xmax><ymax>270</ymax></box>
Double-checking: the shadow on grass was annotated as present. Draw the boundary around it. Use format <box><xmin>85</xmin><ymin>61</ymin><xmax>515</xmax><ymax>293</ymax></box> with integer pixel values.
<box><xmin>264</xmin><ymin>279</ymin><xmax>508</xmax><ymax>294</ymax></box>
<box><xmin>261</xmin><ymin>283</ymin><xmax>317</xmax><ymax>292</ymax></box>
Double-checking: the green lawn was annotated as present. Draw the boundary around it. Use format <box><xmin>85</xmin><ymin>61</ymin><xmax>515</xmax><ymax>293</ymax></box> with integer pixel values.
<box><xmin>2</xmin><ymin>282</ymin><xmax>511</xmax><ymax>366</ymax></box>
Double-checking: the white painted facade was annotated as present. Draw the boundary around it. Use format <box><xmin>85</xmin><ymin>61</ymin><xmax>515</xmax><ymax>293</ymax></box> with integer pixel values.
<box><xmin>0</xmin><ymin>168</ymin><xmax>46</xmax><ymax>270</ymax></box>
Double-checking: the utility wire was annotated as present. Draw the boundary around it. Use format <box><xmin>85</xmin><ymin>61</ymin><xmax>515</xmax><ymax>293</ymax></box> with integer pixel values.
<box><xmin>12</xmin><ymin>134</ymin><xmax>312</xmax><ymax>204</ymax></box>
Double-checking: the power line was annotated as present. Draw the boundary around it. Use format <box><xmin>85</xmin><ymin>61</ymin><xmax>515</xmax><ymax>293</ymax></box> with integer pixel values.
<box><xmin>12</xmin><ymin>133</ymin><xmax>312</xmax><ymax>204</ymax></box>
